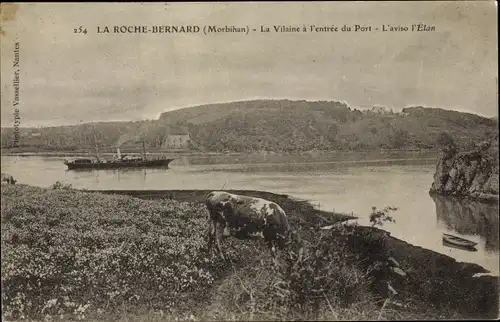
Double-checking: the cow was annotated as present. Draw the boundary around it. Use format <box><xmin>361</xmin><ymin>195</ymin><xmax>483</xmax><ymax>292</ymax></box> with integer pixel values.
<box><xmin>1</xmin><ymin>173</ymin><xmax>16</xmax><ymax>185</ymax></box>
<box><xmin>205</xmin><ymin>191</ymin><xmax>291</xmax><ymax>260</ymax></box>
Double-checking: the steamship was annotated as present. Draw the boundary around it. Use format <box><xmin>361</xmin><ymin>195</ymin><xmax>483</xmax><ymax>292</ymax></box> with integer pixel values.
<box><xmin>63</xmin><ymin>125</ymin><xmax>175</xmax><ymax>170</ymax></box>
<box><xmin>64</xmin><ymin>148</ymin><xmax>175</xmax><ymax>170</ymax></box>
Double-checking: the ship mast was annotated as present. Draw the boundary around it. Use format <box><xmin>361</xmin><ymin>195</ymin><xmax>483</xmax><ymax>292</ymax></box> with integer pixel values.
<box><xmin>142</xmin><ymin>140</ymin><xmax>147</xmax><ymax>161</ymax></box>
<box><xmin>91</xmin><ymin>123</ymin><xmax>100</xmax><ymax>162</ymax></box>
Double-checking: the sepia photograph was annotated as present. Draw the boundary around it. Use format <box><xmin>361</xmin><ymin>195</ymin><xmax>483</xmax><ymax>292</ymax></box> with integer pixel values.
<box><xmin>1</xmin><ymin>2</ymin><xmax>498</xmax><ymax>321</ymax></box>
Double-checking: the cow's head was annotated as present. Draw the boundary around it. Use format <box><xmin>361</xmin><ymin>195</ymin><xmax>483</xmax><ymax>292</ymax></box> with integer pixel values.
<box><xmin>215</xmin><ymin>200</ymin><xmax>234</xmax><ymax>218</ymax></box>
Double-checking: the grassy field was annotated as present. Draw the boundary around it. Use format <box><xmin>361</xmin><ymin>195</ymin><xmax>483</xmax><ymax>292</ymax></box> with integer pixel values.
<box><xmin>1</xmin><ymin>184</ymin><xmax>497</xmax><ymax>321</ymax></box>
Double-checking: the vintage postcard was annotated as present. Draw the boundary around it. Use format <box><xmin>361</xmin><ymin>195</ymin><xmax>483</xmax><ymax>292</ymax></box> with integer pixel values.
<box><xmin>1</xmin><ymin>2</ymin><xmax>498</xmax><ymax>321</ymax></box>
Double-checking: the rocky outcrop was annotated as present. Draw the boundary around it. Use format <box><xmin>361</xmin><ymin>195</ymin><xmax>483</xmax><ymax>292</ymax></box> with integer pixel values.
<box><xmin>430</xmin><ymin>137</ymin><xmax>499</xmax><ymax>202</ymax></box>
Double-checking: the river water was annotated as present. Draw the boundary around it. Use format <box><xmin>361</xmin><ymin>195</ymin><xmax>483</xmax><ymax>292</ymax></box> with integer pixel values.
<box><xmin>1</xmin><ymin>154</ymin><xmax>498</xmax><ymax>275</ymax></box>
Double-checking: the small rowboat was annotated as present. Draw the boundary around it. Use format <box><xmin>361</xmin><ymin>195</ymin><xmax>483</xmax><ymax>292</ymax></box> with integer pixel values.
<box><xmin>442</xmin><ymin>233</ymin><xmax>478</xmax><ymax>249</ymax></box>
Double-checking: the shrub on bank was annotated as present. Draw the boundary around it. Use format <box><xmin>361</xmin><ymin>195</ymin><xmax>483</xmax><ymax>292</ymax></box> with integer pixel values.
<box><xmin>205</xmin><ymin>220</ymin><xmax>402</xmax><ymax>321</ymax></box>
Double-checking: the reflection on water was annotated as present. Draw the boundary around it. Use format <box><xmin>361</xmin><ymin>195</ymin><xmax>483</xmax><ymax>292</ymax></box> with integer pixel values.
<box><xmin>189</xmin><ymin>158</ymin><xmax>437</xmax><ymax>174</ymax></box>
<box><xmin>65</xmin><ymin>167</ymin><xmax>169</xmax><ymax>189</ymax></box>
<box><xmin>433</xmin><ymin>195</ymin><xmax>499</xmax><ymax>253</ymax></box>
<box><xmin>173</xmin><ymin>150</ymin><xmax>438</xmax><ymax>166</ymax></box>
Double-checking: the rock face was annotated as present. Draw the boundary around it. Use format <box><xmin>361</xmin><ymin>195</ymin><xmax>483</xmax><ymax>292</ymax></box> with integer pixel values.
<box><xmin>430</xmin><ymin>137</ymin><xmax>499</xmax><ymax>202</ymax></box>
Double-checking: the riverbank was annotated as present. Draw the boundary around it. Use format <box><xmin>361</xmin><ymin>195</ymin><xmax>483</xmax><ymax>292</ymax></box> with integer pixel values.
<box><xmin>1</xmin><ymin>185</ymin><xmax>498</xmax><ymax>320</ymax></box>
<box><xmin>90</xmin><ymin>189</ymin><xmax>357</xmax><ymax>226</ymax></box>
<box><xmin>97</xmin><ymin>189</ymin><xmax>499</xmax><ymax>318</ymax></box>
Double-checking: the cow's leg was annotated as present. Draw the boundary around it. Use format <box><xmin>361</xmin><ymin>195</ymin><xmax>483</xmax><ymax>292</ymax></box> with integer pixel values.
<box><xmin>267</xmin><ymin>240</ymin><xmax>281</xmax><ymax>268</ymax></box>
<box><xmin>263</xmin><ymin>225</ymin><xmax>283</xmax><ymax>268</ymax></box>
<box><xmin>270</xmin><ymin>243</ymin><xmax>277</xmax><ymax>260</ymax></box>
<box><xmin>215</xmin><ymin>221</ymin><xmax>226</xmax><ymax>260</ymax></box>
<box><xmin>206</xmin><ymin>219</ymin><xmax>216</xmax><ymax>254</ymax></box>
<box><xmin>263</xmin><ymin>227</ymin><xmax>278</xmax><ymax>256</ymax></box>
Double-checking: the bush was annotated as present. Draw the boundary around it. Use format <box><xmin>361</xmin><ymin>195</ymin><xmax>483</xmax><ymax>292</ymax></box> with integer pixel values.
<box><xmin>369</xmin><ymin>206</ymin><xmax>397</xmax><ymax>227</ymax></box>
<box><xmin>50</xmin><ymin>181</ymin><xmax>73</xmax><ymax>190</ymax></box>
<box><xmin>209</xmin><ymin>226</ymin><xmax>380</xmax><ymax>321</ymax></box>
<box><xmin>207</xmin><ymin>217</ymin><xmax>398</xmax><ymax>321</ymax></box>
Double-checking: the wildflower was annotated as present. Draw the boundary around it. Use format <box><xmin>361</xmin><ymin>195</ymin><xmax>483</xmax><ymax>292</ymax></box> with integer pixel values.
<box><xmin>41</xmin><ymin>298</ymin><xmax>58</xmax><ymax>313</ymax></box>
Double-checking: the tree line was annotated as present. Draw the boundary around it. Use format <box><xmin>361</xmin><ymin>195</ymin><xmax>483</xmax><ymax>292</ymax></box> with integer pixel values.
<box><xmin>1</xmin><ymin>100</ymin><xmax>497</xmax><ymax>153</ymax></box>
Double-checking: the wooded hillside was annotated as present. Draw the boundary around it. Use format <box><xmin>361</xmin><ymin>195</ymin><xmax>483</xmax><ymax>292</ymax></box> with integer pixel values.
<box><xmin>1</xmin><ymin>100</ymin><xmax>497</xmax><ymax>153</ymax></box>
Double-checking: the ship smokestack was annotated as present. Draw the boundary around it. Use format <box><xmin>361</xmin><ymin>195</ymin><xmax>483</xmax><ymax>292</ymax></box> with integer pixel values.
<box><xmin>117</xmin><ymin>148</ymin><xmax>121</xmax><ymax>159</ymax></box>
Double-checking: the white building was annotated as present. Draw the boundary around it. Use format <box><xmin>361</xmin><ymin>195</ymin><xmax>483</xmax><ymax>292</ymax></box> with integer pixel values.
<box><xmin>370</xmin><ymin>106</ymin><xmax>393</xmax><ymax>115</ymax></box>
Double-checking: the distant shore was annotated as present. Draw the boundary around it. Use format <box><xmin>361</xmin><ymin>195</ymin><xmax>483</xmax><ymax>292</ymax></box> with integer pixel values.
<box><xmin>1</xmin><ymin>148</ymin><xmax>440</xmax><ymax>157</ymax></box>
<box><xmin>1</xmin><ymin>150</ymin><xmax>197</xmax><ymax>157</ymax></box>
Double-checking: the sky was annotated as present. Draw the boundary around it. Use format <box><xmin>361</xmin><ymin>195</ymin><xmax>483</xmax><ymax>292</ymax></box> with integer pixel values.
<box><xmin>0</xmin><ymin>2</ymin><xmax>498</xmax><ymax>127</ymax></box>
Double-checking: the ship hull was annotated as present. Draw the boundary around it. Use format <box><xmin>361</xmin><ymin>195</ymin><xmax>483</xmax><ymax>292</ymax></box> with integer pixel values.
<box><xmin>65</xmin><ymin>158</ymin><xmax>175</xmax><ymax>170</ymax></box>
